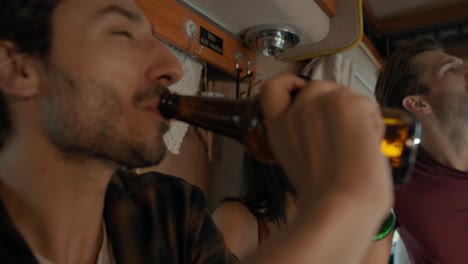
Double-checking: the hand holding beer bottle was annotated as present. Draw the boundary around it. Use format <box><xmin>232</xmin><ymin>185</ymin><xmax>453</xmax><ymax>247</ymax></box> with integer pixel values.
<box><xmin>159</xmin><ymin>75</ymin><xmax>415</xmax><ymax>250</ymax></box>
<box><xmin>159</xmin><ymin>76</ymin><xmax>420</xmax><ymax>186</ymax></box>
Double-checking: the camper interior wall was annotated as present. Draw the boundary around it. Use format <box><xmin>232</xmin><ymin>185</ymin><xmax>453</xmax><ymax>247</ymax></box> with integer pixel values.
<box><xmin>343</xmin><ymin>43</ymin><xmax>380</xmax><ymax>97</ymax></box>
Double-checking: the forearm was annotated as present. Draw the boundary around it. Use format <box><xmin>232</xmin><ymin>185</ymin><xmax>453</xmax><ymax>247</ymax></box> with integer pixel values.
<box><xmin>242</xmin><ymin>195</ymin><xmax>383</xmax><ymax>264</ymax></box>
<box><xmin>362</xmin><ymin>231</ymin><xmax>394</xmax><ymax>264</ymax></box>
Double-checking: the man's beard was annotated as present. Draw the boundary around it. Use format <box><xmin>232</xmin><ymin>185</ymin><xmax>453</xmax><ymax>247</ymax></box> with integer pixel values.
<box><xmin>40</xmin><ymin>65</ymin><xmax>170</xmax><ymax>168</ymax></box>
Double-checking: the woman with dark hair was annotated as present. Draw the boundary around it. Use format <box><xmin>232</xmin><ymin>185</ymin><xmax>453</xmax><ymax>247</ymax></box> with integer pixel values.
<box><xmin>213</xmin><ymin>152</ymin><xmax>395</xmax><ymax>262</ymax></box>
<box><xmin>212</xmin><ymin>152</ymin><xmax>297</xmax><ymax>259</ymax></box>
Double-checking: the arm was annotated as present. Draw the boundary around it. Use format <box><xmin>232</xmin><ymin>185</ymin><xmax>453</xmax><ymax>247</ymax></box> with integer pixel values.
<box><xmin>212</xmin><ymin>202</ymin><xmax>259</xmax><ymax>259</ymax></box>
<box><xmin>241</xmin><ymin>75</ymin><xmax>393</xmax><ymax>264</ymax></box>
<box><xmin>242</xmin><ymin>195</ymin><xmax>387</xmax><ymax>264</ymax></box>
<box><xmin>363</xmin><ymin>231</ymin><xmax>394</xmax><ymax>264</ymax></box>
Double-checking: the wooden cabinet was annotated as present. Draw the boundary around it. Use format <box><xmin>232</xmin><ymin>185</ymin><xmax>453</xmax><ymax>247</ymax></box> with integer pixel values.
<box><xmin>135</xmin><ymin>0</ymin><xmax>257</xmax><ymax>77</ymax></box>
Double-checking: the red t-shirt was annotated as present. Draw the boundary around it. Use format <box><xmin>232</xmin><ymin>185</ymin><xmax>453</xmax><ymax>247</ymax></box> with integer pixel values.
<box><xmin>394</xmin><ymin>147</ymin><xmax>468</xmax><ymax>264</ymax></box>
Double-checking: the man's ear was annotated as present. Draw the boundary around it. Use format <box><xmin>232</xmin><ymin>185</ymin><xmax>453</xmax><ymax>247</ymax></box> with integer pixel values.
<box><xmin>402</xmin><ymin>95</ymin><xmax>431</xmax><ymax>116</ymax></box>
<box><xmin>0</xmin><ymin>41</ymin><xmax>42</xmax><ymax>99</ymax></box>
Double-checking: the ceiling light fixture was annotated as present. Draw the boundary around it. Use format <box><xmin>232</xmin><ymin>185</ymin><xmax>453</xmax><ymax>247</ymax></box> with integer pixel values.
<box><xmin>243</xmin><ymin>23</ymin><xmax>301</xmax><ymax>56</ymax></box>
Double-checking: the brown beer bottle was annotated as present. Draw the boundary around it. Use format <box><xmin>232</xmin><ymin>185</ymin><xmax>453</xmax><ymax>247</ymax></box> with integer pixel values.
<box><xmin>158</xmin><ymin>92</ymin><xmax>420</xmax><ymax>185</ymax></box>
<box><xmin>159</xmin><ymin>93</ymin><xmax>275</xmax><ymax>162</ymax></box>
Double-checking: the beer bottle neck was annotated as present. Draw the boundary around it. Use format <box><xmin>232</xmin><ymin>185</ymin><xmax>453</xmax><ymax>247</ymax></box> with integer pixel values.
<box><xmin>159</xmin><ymin>92</ymin><xmax>260</xmax><ymax>141</ymax></box>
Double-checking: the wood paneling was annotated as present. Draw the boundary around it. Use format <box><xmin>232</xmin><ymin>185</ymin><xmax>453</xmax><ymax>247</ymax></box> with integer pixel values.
<box><xmin>380</xmin><ymin>2</ymin><xmax>468</xmax><ymax>34</ymax></box>
<box><xmin>363</xmin><ymin>0</ymin><xmax>382</xmax><ymax>33</ymax></box>
<box><xmin>362</xmin><ymin>34</ymin><xmax>383</xmax><ymax>67</ymax></box>
<box><xmin>314</xmin><ymin>0</ymin><xmax>337</xmax><ymax>17</ymax></box>
<box><xmin>135</xmin><ymin>0</ymin><xmax>256</xmax><ymax>77</ymax></box>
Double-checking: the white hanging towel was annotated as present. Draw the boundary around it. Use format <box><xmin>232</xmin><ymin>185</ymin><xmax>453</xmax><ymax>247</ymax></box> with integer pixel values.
<box><xmin>300</xmin><ymin>53</ymin><xmax>355</xmax><ymax>87</ymax></box>
<box><xmin>163</xmin><ymin>45</ymin><xmax>203</xmax><ymax>155</ymax></box>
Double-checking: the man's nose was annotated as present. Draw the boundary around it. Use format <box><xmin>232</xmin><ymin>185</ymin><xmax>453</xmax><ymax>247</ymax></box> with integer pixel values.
<box><xmin>146</xmin><ymin>41</ymin><xmax>184</xmax><ymax>87</ymax></box>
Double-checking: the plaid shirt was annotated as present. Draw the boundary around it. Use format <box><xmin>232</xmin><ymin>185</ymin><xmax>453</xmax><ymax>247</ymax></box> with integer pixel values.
<box><xmin>0</xmin><ymin>170</ymin><xmax>238</xmax><ymax>264</ymax></box>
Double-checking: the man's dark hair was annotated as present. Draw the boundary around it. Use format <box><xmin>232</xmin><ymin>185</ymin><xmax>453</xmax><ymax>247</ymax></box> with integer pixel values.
<box><xmin>0</xmin><ymin>0</ymin><xmax>62</xmax><ymax>145</ymax></box>
<box><xmin>375</xmin><ymin>38</ymin><xmax>442</xmax><ymax>109</ymax></box>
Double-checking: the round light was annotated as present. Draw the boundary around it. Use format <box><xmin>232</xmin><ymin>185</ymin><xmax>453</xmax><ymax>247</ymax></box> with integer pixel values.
<box><xmin>243</xmin><ymin>24</ymin><xmax>301</xmax><ymax>56</ymax></box>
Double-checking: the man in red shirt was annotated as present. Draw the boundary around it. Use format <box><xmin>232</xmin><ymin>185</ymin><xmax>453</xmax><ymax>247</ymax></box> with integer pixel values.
<box><xmin>370</xmin><ymin>37</ymin><xmax>468</xmax><ymax>264</ymax></box>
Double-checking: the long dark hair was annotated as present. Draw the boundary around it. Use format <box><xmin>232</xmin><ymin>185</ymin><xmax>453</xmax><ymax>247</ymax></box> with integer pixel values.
<box><xmin>0</xmin><ymin>0</ymin><xmax>62</xmax><ymax>146</ymax></box>
<box><xmin>224</xmin><ymin>152</ymin><xmax>296</xmax><ymax>225</ymax></box>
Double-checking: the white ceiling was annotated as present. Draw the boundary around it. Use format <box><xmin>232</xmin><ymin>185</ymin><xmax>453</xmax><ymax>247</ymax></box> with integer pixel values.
<box><xmin>368</xmin><ymin>0</ymin><xmax>467</xmax><ymax>19</ymax></box>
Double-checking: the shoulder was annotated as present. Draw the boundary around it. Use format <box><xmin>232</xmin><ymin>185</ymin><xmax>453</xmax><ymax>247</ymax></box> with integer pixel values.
<box><xmin>116</xmin><ymin>169</ymin><xmax>203</xmax><ymax>194</ymax></box>
<box><xmin>107</xmin><ymin>170</ymin><xmax>237</xmax><ymax>263</ymax></box>
<box><xmin>114</xmin><ymin>169</ymin><xmax>206</xmax><ymax>209</ymax></box>
<box><xmin>213</xmin><ymin>202</ymin><xmax>257</xmax><ymax>224</ymax></box>
<box><xmin>212</xmin><ymin>201</ymin><xmax>259</xmax><ymax>259</ymax></box>
<box><xmin>116</xmin><ymin>169</ymin><xmax>194</xmax><ymax>188</ymax></box>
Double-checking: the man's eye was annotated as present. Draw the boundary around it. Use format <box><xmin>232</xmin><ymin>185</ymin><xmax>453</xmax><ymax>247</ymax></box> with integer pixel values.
<box><xmin>446</xmin><ymin>67</ymin><xmax>457</xmax><ymax>74</ymax></box>
<box><xmin>113</xmin><ymin>31</ymin><xmax>133</xmax><ymax>39</ymax></box>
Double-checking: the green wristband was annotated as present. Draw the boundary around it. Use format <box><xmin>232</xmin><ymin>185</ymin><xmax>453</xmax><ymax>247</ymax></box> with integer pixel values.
<box><xmin>373</xmin><ymin>209</ymin><xmax>396</xmax><ymax>241</ymax></box>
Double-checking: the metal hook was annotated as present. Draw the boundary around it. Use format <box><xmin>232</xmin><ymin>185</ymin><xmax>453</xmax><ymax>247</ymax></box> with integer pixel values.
<box><xmin>246</xmin><ymin>60</ymin><xmax>253</xmax><ymax>75</ymax></box>
<box><xmin>235</xmin><ymin>52</ymin><xmax>243</xmax><ymax>70</ymax></box>
<box><xmin>183</xmin><ymin>42</ymin><xmax>203</xmax><ymax>63</ymax></box>
<box><xmin>234</xmin><ymin>52</ymin><xmax>244</xmax><ymax>99</ymax></box>
<box><xmin>196</xmin><ymin>45</ymin><xmax>204</xmax><ymax>58</ymax></box>
<box><xmin>240</xmin><ymin>59</ymin><xmax>254</xmax><ymax>81</ymax></box>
